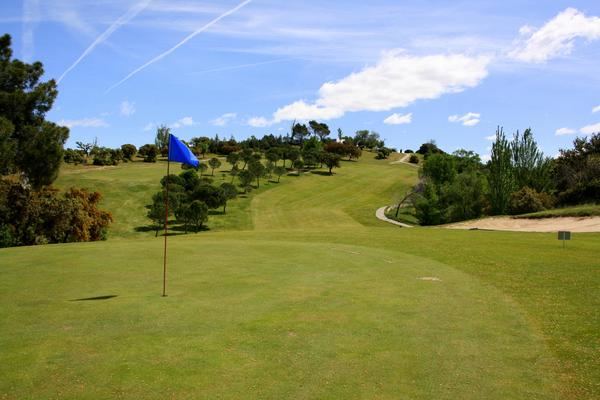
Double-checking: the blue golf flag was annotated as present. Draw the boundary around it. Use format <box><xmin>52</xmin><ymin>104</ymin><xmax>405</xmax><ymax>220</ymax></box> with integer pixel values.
<box><xmin>168</xmin><ymin>134</ymin><xmax>199</xmax><ymax>167</ymax></box>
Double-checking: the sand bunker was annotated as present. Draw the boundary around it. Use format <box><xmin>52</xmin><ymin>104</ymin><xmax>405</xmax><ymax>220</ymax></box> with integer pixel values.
<box><xmin>446</xmin><ymin>216</ymin><xmax>600</xmax><ymax>233</ymax></box>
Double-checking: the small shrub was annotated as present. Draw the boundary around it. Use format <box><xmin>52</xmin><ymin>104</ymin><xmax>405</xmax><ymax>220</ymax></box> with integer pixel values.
<box><xmin>509</xmin><ymin>187</ymin><xmax>554</xmax><ymax>215</ymax></box>
<box><xmin>409</xmin><ymin>154</ymin><xmax>419</xmax><ymax>164</ymax></box>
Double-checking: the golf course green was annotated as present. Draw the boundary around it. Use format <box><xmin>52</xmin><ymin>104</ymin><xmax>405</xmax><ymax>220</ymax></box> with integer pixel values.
<box><xmin>1</xmin><ymin>153</ymin><xmax>598</xmax><ymax>399</ymax></box>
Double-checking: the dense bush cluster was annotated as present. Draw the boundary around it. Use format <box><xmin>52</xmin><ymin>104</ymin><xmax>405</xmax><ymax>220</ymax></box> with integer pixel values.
<box><xmin>410</xmin><ymin>130</ymin><xmax>599</xmax><ymax>225</ymax></box>
<box><xmin>0</xmin><ymin>179</ymin><xmax>112</xmax><ymax>247</ymax></box>
<box><xmin>147</xmin><ymin>169</ymin><xmax>237</xmax><ymax>234</ymax></box>
<box><xmin>553</xmin><ymin>133</ymin><xmax>600</xmax><ymax>205</ymax></box>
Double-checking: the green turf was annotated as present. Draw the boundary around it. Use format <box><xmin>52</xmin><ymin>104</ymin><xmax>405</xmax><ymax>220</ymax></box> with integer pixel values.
<box><xmin>517</xmin><ymin>204</ymin><xmax>600</xmax><ymax>219</ymax></box>
<box><xmin>1</xmin><ymin>153</ymin><xmax>598</xmax><ymax>399</ymax></box>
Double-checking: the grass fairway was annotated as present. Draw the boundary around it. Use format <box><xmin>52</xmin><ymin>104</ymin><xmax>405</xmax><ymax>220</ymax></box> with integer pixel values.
<box><xmin>1</xmin><ymin>154</ymin><xmax>599</xmax><ymax>399</ymax></box>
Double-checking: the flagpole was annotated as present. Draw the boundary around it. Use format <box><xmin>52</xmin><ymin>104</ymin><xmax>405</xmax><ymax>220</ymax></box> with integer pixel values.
<box><xmin>162</xmin><ymin>135</ymin><xmax>170</xmax><ymax>297</ymax></box>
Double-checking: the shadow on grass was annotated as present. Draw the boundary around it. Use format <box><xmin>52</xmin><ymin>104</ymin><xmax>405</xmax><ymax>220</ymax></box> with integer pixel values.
<box><xmin>70</xmin><ymin>295</ymin><xmax>118</xmax><ymax>301</ymax></box>
<box><xmin>310</xmin><ymin>170</ymin><xmax>333</xmax><ymax>176</ymax></box>
<box><xmin>170</xmin><ymin>225</ymin><xmax>210</xmax><ymax>233</ymax></box>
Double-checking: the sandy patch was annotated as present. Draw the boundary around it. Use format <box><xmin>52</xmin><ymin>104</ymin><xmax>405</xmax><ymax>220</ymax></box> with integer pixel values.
<box><xmin>446</xmin><ymin>216</ymin><xmax>600</xmax><ymax>233</ymax></box>
<box><xmin>418</xmin><ymin>277</ymin><xmax>441</xmax><ymax>281</ymax></box>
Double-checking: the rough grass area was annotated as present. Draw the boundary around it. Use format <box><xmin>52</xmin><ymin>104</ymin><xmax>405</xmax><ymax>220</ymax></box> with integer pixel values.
<box><xmin>516</xmin><ymin>204</ymin><xmax>600</xmax><ymax>219</ymax></box>
<box><xmin>384</xmin><ymin>205</ymin><xmax>419</xmax><ymax>225</ymax></box>
<box><xmin>1</xmin><ymin>154</ymin><xmax>598</xmax><ymax>399</ymax></box>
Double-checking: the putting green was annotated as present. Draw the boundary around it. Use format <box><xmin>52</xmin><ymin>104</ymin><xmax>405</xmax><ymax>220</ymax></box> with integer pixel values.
<box><xmin>0</xmin><ymin>236</ymin><xmax>558</xmax><ymax>399</ymax></box>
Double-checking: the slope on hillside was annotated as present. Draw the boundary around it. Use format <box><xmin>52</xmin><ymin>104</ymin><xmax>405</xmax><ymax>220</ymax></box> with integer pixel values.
<box><xmin>56</xmin><ymin>153</ymin><xmax>418</xmax><ymax>237</ymax></box>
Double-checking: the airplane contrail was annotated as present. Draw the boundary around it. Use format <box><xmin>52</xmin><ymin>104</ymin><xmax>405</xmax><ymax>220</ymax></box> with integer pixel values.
<box><xmin>191</xmin><ymin>58</ymin><xmax>289</xmax><ymax>75</ymax></box>
<box><xmin>106</xmin><ymin>0</ymin><xmax>252</xmax><ymax>93</ymax></box>
<box><xmin>58</xmin><ymin>0</ymin><xmax>152</xmax><ymax>84</ymax></box>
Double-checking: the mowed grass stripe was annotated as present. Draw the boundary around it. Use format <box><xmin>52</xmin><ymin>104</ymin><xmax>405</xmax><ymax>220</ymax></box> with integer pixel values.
<box><xmin>252</xmin><ymin>155</ymin><xmax>416</xmax><ymax>230</ymax></box>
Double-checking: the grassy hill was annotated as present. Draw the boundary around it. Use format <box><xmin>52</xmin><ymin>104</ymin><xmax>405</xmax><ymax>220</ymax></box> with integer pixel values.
<box><xmin>1</xmin><ymin>153</ymin><xmax>598</xmax><ymax>399</ymax></box>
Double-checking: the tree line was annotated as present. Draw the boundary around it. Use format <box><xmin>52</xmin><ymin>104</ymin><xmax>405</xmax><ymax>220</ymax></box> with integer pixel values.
<box><xmin>409</xmin><ymin>129</ymin><xmax>599</xmax><ymax>225</ymax></box>
<box><xmin>145</xmin><ymin>129</ymin><xmax>369</xmax><ymax>234</ymax></box>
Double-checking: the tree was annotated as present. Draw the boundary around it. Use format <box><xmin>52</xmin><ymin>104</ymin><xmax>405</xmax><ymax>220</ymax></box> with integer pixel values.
<box><xmin>443</xmin><ymin>171</ymin><xmax>487</xmax><ymax>222</ymax></box>
<box><xmin>488</xmin><ymin>127</ymin><xmax>515</xmax><ymax>214</ymax></box>
<box><xmin>238</xmin><ymin>169</ymin><xmax>254</xmax><ymax>193</ymax></box>
<box><xmin>226</xmin><ymin>152</ymin><xmax>240</xmax><ymax>169</ymax></box>
<box><xmin>292</xmin><ymin>123</ymin><xmax>309</xmax><ymax>143</ymax></box>
<box><xmin>308</xmin><ymin>120</ymin><xmax>330</xmax><ymax>141</ymax></box>
<box><xmin>229</xmin><ymin>164</ymin><xmax>239</xmax><ymax>183</ymax></box>
<box><xmin>121</xmin><ymin>144</ymin><xmax>137</xmax><ymax>160</ymax></box>
<box><xmin>375</xmin><ymin>147</ymin><xmax>392</xmax><ymax>159</ymax></box>
<box><xmin>287</xmin><ymin>148</ymin><xmax>300</xmax><ymax>167</ymax></box>
<box><xmin>422</xmin><ymin>153</ymin><xmax>457</xmax><ymax>188</ymax></box>
<box><xmin>414</xmin><ymin>183</ymin><xmax>443</xmax><ymax>225</ymax></box>
<box><xmin>321</xmin><ymin>152</ymin><xmax>341</xmax><ymax>175</ymax></box>
<box><xmin>293</xmin><ymin>159</ymin><xmax>304</xmax><ymax>175</ymax></box>
<box><xmin>192</xmin><ymin>184</ymin><xmax>225</xmax><ymax>210</ymax></box>
<box><xmin>187</xmin><ymin>200</ymin><xmax>208</xmax><ymax>232</ymax></box>
<box><xmin>220</xmin><ymin>182</ymin><xmax>238</xmax><ymax>213</ymax></box>
<box><xmin>0</xmin><ymin>181</ymin><xmax>112</xmax><ymax>246</ymax></box>
<box><xmin>248</xmin><ymin>160</ymin><xmax>266</xmax><ymax>188</ymax></box>
<box><xmin>265</xmin><ymin>160</ymin><xmax>275</xmax><ymax>180</ymax></box>
<box><xmin>265</xmin><ymin>148</ymin><xmax>281</xmax><ymax>165</ymax></box>
<box><xmin>0</xmin><ymin>35</ymin><xmax>70</xmax><ymax>188</ymax></box>
<box><xmin>417</xmin><ymin>141</ymin><xmax>444</xmax><ymax>158</ymax></box>
<box><xmin>208</xmin><ymin>157</ymin><xmax>221</xmax><ymax>176</ymax></box>
<box><xmin>198</xmin><ymin>162</ymin><xmax>208</xmax><ymax>176</ymax></box>
<box><xmin>139</xmin><ymin>144</ymin><xmax>158</xmax><ymax>162</ymax></box>
<box><xmin>190</xmin><ymin>137</ymin><xmax>209</xmax><ymax>157</ymax></box>
<box><xmin>553</xmin><ymin>133</ymin><xmax>600</xmax><ymax>204</ymax></box>
<box><xmin>155</xmin><ymin>125</ymin><xmax>170</xmax><ymax>156</ymax></box>
<box><xmin>76</xmin><ymin>140</ymin><xmax>95</xmax><ymax>158</ymax></box>
<box><xmin>274</xmin><ymin>166</ymin><xmax>286</xmax><ymax>182</ymax></box>
<box><xmin>511</xmin><ymin>129</ymin><xmax>552</xmax><ymax>192</ymax></box>
<box><xmin>452</xmin><ymin>149</ymin><xmax>481</xmax><ymax>173</ymax></box>
<box><xmin>177</xmin><ymin>169</ymin><xmax>199</xmax><ymax>192</ymax></box>
<box><xmin>240</xmin><ymin>148</ymin><xmax>254</xmax><ymax>170</ymax></box>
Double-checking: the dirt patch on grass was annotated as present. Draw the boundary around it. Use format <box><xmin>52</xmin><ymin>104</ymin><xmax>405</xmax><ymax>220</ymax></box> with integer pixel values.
<box><xmin>445</xmin><ymin>216</ymin><xmax>600</xmax><ymax>232</ymax></box>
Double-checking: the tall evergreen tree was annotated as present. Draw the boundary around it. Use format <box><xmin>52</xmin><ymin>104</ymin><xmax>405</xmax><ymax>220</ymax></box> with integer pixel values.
<box><xmin>0</xmin><ymin>34</ymin><xmax>69</xmax><ymax>188</ymax></box>
<box><xmin>488</xmin><ymin>127</ymin><xmax>515</xmax><ymax>214</ymax></box>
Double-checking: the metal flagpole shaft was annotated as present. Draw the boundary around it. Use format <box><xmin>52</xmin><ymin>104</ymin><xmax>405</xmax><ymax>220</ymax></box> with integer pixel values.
<box><xmin>162</xmin><ymin>136</ymin><xmax>170</xmax><ymax>297</ymax></box>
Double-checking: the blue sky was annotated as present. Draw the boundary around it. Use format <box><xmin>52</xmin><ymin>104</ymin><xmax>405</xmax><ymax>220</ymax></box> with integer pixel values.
<box><xmin>2</xmin><ymin>0</ymin><xmax>600</xmax><ymax>159</ymax></box>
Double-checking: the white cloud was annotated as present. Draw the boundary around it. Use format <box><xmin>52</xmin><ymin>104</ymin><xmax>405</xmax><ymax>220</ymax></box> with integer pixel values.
<box><xmin>58</xmin><ymin>118</ymin><xmax>109</xmax><ymax>128</ymax></box>
<box><xmin>170</xmin><ymin>116</ymin><xmax>195</xmax><ymax>129</ymax></box>
<box><xmin>509</xmin><ymin>8</ymin><xmax>600</xmax><ymax>63</ymax></box>
<box><xmin>253</xmin><ymin>51</ymin><xmax>489</xmax><ymax>125</ymax></box>
<box><xmin>383</xmin><ymin>112</ymin><xmax>412</xmax><ymax>125</ymax></box>
<box><xmin>449</xmin><ymin>112</ymin><xmax>480</xmax><ymax>127</ymax></box>
<box><xmin>592</xmin><ymin>105</ymin><xmax>600</xmax><ymax>113</ymax></box>
<box><xmin>481</xmin><ymin>154</ymin><xmax>491</xmax><ymax>162</ymax></box>
<box><xmin>211</xmin><ymin>112</ymin><xmax>236</xmax><ymax>126</ymax></box>
<box><xmin>555</xmin><ymin>127</ymin><xmax>576</xmax><ymax>136</ymax></box>
<box><xmin>484</xmin><ymin>135</ymin><xmax>496</xmax><ymax>141</ymax></box>
<box><xmin>247</xmin><ymin>117</ymin><xmax>270</xmax><ymax>128</ymax></box>
<box><xmin>120</xmin><ymin>100</ymin><xmax>136</xmax><ymax>116</ymax></box>
<box><xmin>580</xmin><ymin>122</ymin><xmax>600</xmax><ymax>134</ymax></box>
<box><xmin>143</xmin><ymin>122</ymin><xmax>155</xmax><ymax>132</ymax></box>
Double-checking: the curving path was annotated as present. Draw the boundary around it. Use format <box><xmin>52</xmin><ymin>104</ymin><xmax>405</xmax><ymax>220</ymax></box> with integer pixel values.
<box><xmin>375</xmin><ymin>206</ymin><xmax>413</xmax><ymax>227</ymax></box>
